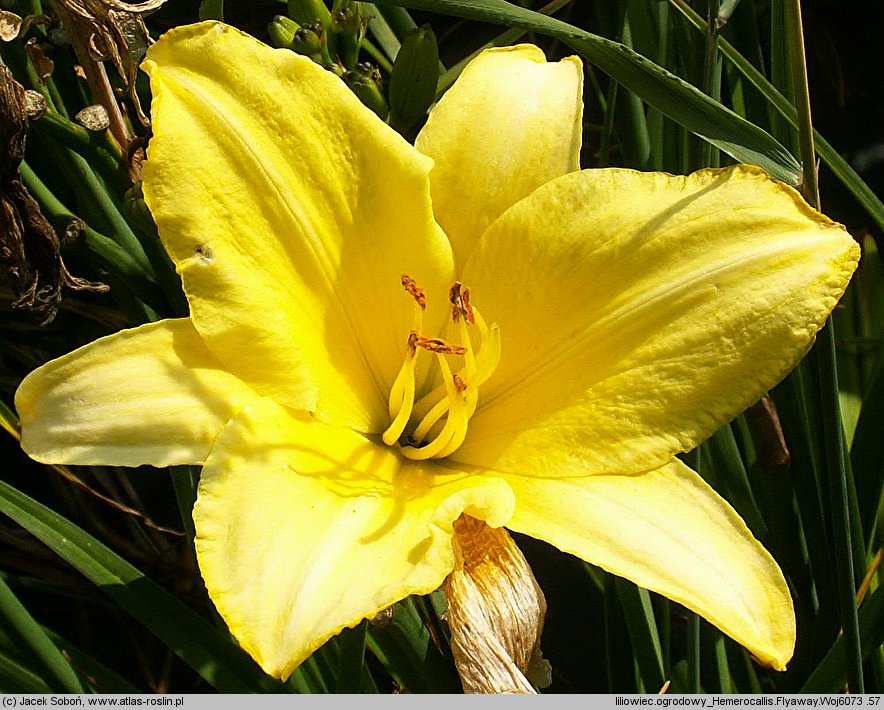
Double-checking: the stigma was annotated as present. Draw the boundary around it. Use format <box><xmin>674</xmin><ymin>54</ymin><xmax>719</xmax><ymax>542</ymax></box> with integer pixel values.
<box><xmin>382</xmin><ymin>275</ymin><xmax>500</xmax><ymax>460</ymax></box>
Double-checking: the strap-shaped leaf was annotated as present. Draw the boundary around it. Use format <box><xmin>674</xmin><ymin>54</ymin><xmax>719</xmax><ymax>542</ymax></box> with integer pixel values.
<box><xmin>0</xmin><ymin>575</ymin><xmax>83</xmax><ymax>692</ymax></box>
<box><xmin>666</xmin><ymin>0</ymin><xmax>884</xmax><ymax>242</ymax></box>
<box><xmin>0</xmin><ymin>478</ymin><xmax>288</xmax><ymax>693</ymax></box>
<box><xmin>371</xmin><ymin>0</ymin><xmax>801</xmax><ymax>184</ymax></box>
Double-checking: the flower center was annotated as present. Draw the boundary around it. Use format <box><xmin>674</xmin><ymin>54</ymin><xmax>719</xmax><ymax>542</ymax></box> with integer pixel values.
<box><xmin>382</xmin><ymin>275</ymin><xmax>500</xmax><ymax>460</ymax></box>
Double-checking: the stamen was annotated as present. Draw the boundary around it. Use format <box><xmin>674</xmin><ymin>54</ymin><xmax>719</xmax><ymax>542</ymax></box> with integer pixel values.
<box><xmin>464</xmin><ymin>310</ymin><xmax>500</xmax><ymax>419</ymax></box>
<box><xmin>383</xmin><ymin>332</ymin><xmax>419</xmax><ymax>445</ymax></box>
<box><xmin>401</xmin><ymin>274</ymin><xmax>427</xmax><ymax>310</ymax></box>
<box><xmin>449</xmin><ymin>282</ymin><xmax>475</xmax><ymax>324</ymax></box>
<box><xmin>411</xmin><ymin>306</ymin><xmax>495</xmax><ymax>419</ymax></box>
<box><xmin>414</xmin><ymin>335</ymin><xmax>467</xmax><ymax>356</ymax></box>
<box><xmin>401</xmin><ymin>355</ymin><xmax>470</xmax><ymax>461</ymax></box>
<box><xmin>385</xmin><ymin>279</ymin><xmax>500</xmax><ymax>460</ymax></box>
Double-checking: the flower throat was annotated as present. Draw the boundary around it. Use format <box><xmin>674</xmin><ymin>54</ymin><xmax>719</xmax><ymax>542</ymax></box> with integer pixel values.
<box><xmin>383</xmin><ymin>275</ymin><xmax>500</xmax><ymax>460</ymax></box>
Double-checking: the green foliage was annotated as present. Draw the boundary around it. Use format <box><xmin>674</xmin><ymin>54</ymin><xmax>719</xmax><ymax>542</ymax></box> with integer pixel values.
<box><xmin>1</xmin><ymin>0</ymin><xmax>882</xmax><ymax>694</ymax></box>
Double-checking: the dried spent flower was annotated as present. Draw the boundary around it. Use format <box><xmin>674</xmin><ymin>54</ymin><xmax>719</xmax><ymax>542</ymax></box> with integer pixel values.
<box><xmin>445</xmin><ymin>516</ymin><xmax>550</xmax><ymax>693</ymax></box>
<box><xmin>52</xmin><ymin>0</ymin><xmax>167</xmax><ymax>128</ymax></box>
<box><xmin>0</xmin><ymin>64</ymin><xmax>107</xmax><ymax>324</ymax></box>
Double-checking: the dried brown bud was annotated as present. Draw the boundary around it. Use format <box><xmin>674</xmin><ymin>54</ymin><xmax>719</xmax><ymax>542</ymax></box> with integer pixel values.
<box><xmin>24</xmin><ymin>91</ymin><xmax>47</xmax><ymax>120</ymax></box>
<box><xmin>444</xmin><ymin>516</ymin><xmax>550</xmax><ymax>694</ymax></box>
<box><xmin>0</xmin><ymin>9</ymin><xmax>21</xmax><ymax>40</ymax></box>
<box><xmin>74</xmin><ymin>104</ymin><xmax>110</xmax><ymax>131</ymax></box>
<box><xmin>24</xmin><ymin>38</ymin><xmax>54</xmax><ymax>79</ymax></box>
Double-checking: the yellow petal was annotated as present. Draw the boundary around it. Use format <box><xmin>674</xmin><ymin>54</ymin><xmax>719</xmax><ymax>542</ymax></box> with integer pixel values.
<box><xmin>455</xmin><ymin>165</ymin><xmax>859</xmax><ymax>476</ymax></box>
<box><xmin>15</xmin><ymin>319</ymin><xmax>257</xmax><ymax>466</ymax></box>
<box><xmin>194</xmin><ymin>396</ymin><xmax>515</xmax><ymax>680</ymax></box>
<box><xmin>142</xmin><ymin>22</ymin><xmax>454</xmax><ymax>433</ymax></box>
<box><xmin>504</xmin><ymin>459</ymin><xmax>796</xmax><ymax>670</ymax></box>
<box><xmin>415</xmin><ymin>45</ymin><xmax>583</xmax><ymax>266</ymax></box>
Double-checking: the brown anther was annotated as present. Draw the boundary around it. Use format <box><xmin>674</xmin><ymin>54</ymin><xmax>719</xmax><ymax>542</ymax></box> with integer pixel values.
<box><xmin>453</xmin><ymin>374</ymin><xmax>467</xmax><ymax>393</ymax></box>
<box><xmin>449</xmin><ymin>282</ymin><xmax>475</xmax><ymax>324</ymax></box>
<box><xmin>414</xmin><ymin>335</ymin><xmax>467</xmax><ymax>356</ymax></box>
<box><xmin>401</xmin><ymin>274</ymin><xmax>426</xmax><ymax>309</ymax></box>
<box><xmin>461</xmin><ymin>287</ymin><xmax>474</xmax><ymax>324</ymax></box>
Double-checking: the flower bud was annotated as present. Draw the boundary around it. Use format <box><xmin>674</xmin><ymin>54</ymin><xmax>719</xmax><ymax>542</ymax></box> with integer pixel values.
<box><xmin>343</xmin><ymin>62</ymin><xmax>388</xmax><ymax>120</ymax></box>
<box><xmin>388</xmin><ymin>25</ymin><xmax>439</xmax><ymax>134</ymax></box>
<box><xmin>267</xmin><ymin>15</ymin><xmax>301</xmax><ymax>50</ymax></box>
<box><xmin>286</xmin><ymin>0</ymin><xmax>331</xmax><ymax>28</ymax></box>
<box><xmin>291</xmin><ymin>23</ymin><xmax>326</xmax><ymax>63</ymax></box>
<box><xmin>331</xmin><ymin>1</ymin><xmax>365</xmax><ymax>70</ymax></box>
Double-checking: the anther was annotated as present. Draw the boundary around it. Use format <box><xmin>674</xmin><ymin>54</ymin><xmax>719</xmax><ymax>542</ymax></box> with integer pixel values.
<box><xmin>414</xmin><ymin>336</ymin><xmax>467</xmax><ymax>356</ymax></box>
<box><xmin>386</xmin><ymin>277</ymin><xmax>499</xmax><ymax>460</ymax></box>
<box><xmin>401</xmin><ymin>274</ymin><xmax>427</xmax><ymax>309</ymax></box>
<box><xmin>449</xmin><ymin>282</ymin><xmax>475</xmax><ymax>324</ymax></box>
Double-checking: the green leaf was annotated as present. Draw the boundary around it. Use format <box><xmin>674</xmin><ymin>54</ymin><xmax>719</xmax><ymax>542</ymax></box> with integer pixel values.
<box><xmin>666</xmin><ymin>0</ymin><xmax>884</xmax><ymax>234</ymax></box>
<box><xmin>362</xmin><ymin>3</ymin><xmax>402</xmax><ymax>62</ymax></box>
<box><xmin>0</xmin><ymin>650</ymin><xmax>52</xmax><ymax>693</ymax></box>
<box><xmin>612</xmin><ymin>579</ymin><xmax>665</xmax><ymax>692</ymax></box>
<box><xmin>851</xmin><ymin>341</ymin><xmax>884</xmax><ymax>545</ymax></box>
<box><xmin>333</xmin><ymin>621</ymin><xmax>371</xmax><ymax>693</ymax></box>
<box><xmin>0</xmin><ymin>575</ymin><xmax>83</xmax><ymax>692</ymax></box>
<box><xmin>0</xmin><ymin>479</ymin><xmax>287</xmax><ymax>693</ymax></box>
<box><xmin>366</xmin><ymin>596</ymin><xmax>460</xmax><ymax>693</ymax></box>
<box><xmin>198</xmin><ymin>0</ymin><xmax>224</xmax><ymax>21</ymax></box>
<box><xmin>802</xmin><ymin>580</ymin><xmax>884</xmax><ymax>692</ymax></box>
<box><xmin>41</xmin><ymin>629</ymin><xmax>140</xmax><ymax>693</ymax></box>
<box><xmin>370</xmin><ymin>0</ymin><xmax>801</xmax><ymax>183</ymax></box>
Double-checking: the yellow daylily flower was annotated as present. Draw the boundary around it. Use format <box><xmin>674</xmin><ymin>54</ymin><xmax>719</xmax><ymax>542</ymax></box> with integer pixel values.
<box><xmin>15</xmin><ymin>21</ymin><xmax>859</xmax><ymax>684</ymax></box>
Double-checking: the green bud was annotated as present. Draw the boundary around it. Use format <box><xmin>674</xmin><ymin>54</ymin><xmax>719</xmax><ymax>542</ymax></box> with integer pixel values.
<box><xmin>388</xmin><ymin>25</ymin><xmax>439</xmax><ymax>134</ymax></box>
<box><xmin>287</xmin><ymin>0</ymin><xmax>332</xmax><ymax>27</ymax></box>
<box><xmin>291</xmin><ymin>23</ymin><xmax>327</xmax><ymax>63</ymax></box>
<box><xmin>267</xmin><ymin>15</ymin><xmax>301</xmax><ymax>49</ymax></box>
<box><xmin>343</xmin><ymin>62</ymin><xmax>388</xmax><ymax>120</ymax></box>
<box><xmin>331</xmin><ymin>1</ymin><xmax>366</xmax><ymax>70</ymax></box>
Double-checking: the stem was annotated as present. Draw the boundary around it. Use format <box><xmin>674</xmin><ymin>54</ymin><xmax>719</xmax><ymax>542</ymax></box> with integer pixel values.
<box><xmin>31</xmin><ymin>111</ymin><xmax>126</xmax><ymax>192</ymax></box>
<box><xmin>700</xmin><ymin>0</ymin><xmax>722</xmax><ymax>167</ymax></box>
<box><xmin>687</xmin><ymin>613</ymin><xmax>701</xmax><ymax>692</ymax></box>
<box><xmin>786</xmin><ymin>2</ymin><xmax>819</xmax><ymax>206</ymax></box>
<box><xmin>361</xmin><ymin>37</ymin><xmax>394</xmax><ymax>72</ymax></box>
<box><xmin>59</xmin><ymin>149</ymin><xmax>154</xmax><ymax>277</ymax></box>
<box><xmin>598</xmin><ymin>78</ymin><xmax>618</xmax><ymax>167</ymax></box>
<box><xmin>666</xmin><ymin>0</ymin><xmax>884</xmax><ymax>234</ymax></box>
